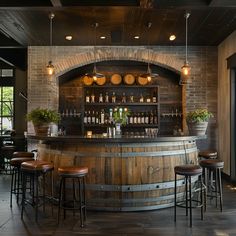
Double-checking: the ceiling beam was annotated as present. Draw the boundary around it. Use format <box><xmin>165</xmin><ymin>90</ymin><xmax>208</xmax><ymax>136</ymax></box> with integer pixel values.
<box><xmin>50</xmin><ymin>0</ymin><xmax>62</xmax><ymax>7</ymax></box>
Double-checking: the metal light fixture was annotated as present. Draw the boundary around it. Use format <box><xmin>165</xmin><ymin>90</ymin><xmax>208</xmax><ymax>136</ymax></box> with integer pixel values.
<box><xmin>140</xmin><ymin>22</ymin><xmax>158</xmax><ymax>82</ymax></box>
<box><xmin>46</xmin><ymin>13</ymin><xmax>55</xmax><ymax>75</ymax></box>
<box><xmin>84</xmin><ymin>23</ymin><xmax>104</xmax><ymax>81</ymax></box>
<box><xmin>180</xmin><ymin>12</ymin><xmax>191</xmax><ymax>84</ymax></box>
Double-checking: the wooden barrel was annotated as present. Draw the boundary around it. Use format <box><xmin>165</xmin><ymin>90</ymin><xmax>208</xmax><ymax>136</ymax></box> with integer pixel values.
<box><xmin>110</xmin><ymin>74</ymin><xmax>122</xmax><ymax>85</ymax></box>
<box><xmin>123</xmin><ymin>74</ymin><xmax>135</xmax><ymax>85</ymax></box>
<box><xmin>38</xmin><ymin>139</ymin><xmax>198</xmax><ymax>211</ymax></box>
<box><xmin>137</xmin><ymin>76</ymin><xmax>149</xmax><ymax>86</ymax></box>
<box><xmin>95</xmin><ymin>76</ymin><xmax>106</xmax><ymax>86</ymax></box>
<box><xmin>83</xmin><ymin>75</ymin><xmax>93</xmax><ymax>86</ymax></box>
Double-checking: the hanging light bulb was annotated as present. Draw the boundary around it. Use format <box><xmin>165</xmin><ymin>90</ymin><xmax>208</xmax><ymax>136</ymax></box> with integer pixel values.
<box><xmin>46</xmin><ymin>13</ymin><xmax>55</xmax><ymax>75</ymax></box>
<box><xmin>140</xmin><ymin>22</ymin><xmax>158</xmax><ymax>81</ymax></box>
<box><xmin>180</xmin><ymin>12</ymin><xmax>191</xmax><ymax>84</ymax></box>
<box><xmin>84</xmin><ymin>23</ymin><xmax>104</xmax><ymax>81</ymax></box>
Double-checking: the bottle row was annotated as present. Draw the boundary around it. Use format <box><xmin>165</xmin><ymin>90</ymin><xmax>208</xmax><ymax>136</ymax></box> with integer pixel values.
<box><xmin>85</xmin><ymin>91</ymin><xmax>157</xmax><ymax>104</ymax></box>
<box><xmin>60</xmin><ymin>109</ymin><xmax>81</xmax><ymax>118</ymax></box>
<box><xmin>84</xmin><ymin>109</ymin><xmax>158</xmax><ymax>125</ymax></box>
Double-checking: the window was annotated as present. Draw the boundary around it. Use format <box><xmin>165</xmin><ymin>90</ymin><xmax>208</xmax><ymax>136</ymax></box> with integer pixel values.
<box><xmin>0</xmin><ymin>87</ymin><xmax>14</xmax><ymax>134</ymax></box>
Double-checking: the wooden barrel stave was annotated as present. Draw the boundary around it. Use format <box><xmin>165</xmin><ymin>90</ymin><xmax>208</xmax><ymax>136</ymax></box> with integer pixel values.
<box><xmin>38</xmin><ymin>140</ymin><xmax>198</xmax><ymax>211</ymax></box>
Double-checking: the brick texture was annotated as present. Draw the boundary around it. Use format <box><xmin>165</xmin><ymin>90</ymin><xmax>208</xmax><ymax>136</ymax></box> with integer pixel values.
<box><xmin>28</xmin><ymin>46</ymin><xmax>217</xmax><ymax>148</ymax></box>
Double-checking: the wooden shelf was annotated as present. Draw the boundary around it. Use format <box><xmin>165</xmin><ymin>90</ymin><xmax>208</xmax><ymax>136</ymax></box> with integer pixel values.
<box><xmin>84</xmin><ymin>102</ymin><xmax>158</xmax><ymax>106</ymax></box>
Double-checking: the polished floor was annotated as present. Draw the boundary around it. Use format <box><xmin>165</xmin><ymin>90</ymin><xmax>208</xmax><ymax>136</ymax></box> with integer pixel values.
<box><xmin>1</xmin><ymin>174</ymin><xmax>236</xmax><ymax>236</ymax></box>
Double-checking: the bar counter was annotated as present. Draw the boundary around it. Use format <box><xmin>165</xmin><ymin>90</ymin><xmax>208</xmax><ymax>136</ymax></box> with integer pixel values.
<box><xmin>28</xmin><ymin>134</ymin><xmax>200</xmax><ymax>211</ymax></box>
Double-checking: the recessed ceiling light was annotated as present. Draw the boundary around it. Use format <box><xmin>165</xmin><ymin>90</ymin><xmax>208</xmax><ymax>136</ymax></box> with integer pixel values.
<box><xmin>169</xmin><ymin>35</ymin><xmax>176</xmax><ymax>41</ymax></box>
<box><xmin>134</xmin><ymin>35</ymin><xmax>140</xmax><ymax>39</ymax></box>
<box><xmin>100</xmin><ymin>36</ymin><xmax>106</xmax><ymax>39</ymax></box>
<box><xmin>65</xmin><ymin>35</ymin><xmax>72</xmax><ymax>41</ymax></box>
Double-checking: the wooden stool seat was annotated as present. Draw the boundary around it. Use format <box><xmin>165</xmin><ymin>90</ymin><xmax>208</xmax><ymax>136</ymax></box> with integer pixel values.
<box><xmin>13</xmin><ymin>152</ymin><xmax>34</xmax><ymax>158</ymax></box>
<box><xmin>198</xmin><ymin>150</ymin><xmax>217</xmax><ymax>159</ymax></box>
<box><xmin>58</xmin><ymin>166</ymin><xmax>88</xmax><ymax>176</ymax></box>
<box><xmin>199</xmin><ymin>159</ymin><xmax>224</xmax><ymax>169</ymax></box>
<box><xmin>174</xmin><ymin>164</ymin><xmax>202</xmax><ymax>176</ymax></box>
<box><xmin>21</xmin><ymin>160</ymin><xmax>54</xmax><ymax>172</ymax></box>
<box><xmin>10</xmin><ymin>157</ymin><xmax>34</xmax><ymax>167</ymax></box>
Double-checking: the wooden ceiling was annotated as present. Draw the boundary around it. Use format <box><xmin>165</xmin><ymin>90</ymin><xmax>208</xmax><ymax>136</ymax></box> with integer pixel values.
<box><xmin>0</xmin><ymin>0</ymin><xmax>235</xmax><ymax>69</ymax></box>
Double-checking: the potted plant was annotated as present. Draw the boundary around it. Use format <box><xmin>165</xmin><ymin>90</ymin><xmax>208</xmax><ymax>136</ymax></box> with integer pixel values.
<box><xmin>187</xmin><ymin>108</ymin><xmax>213</xmax><ymax>136</ymax></box>
<box><xmin>26</xmin><ymin>107</ymin><xmax>60</xmax><ymax>136</ymax></box>
<box><xmin>112</xmin><ymin>107</ymin><xmax>129</xmax><ymax>135</ymax></box>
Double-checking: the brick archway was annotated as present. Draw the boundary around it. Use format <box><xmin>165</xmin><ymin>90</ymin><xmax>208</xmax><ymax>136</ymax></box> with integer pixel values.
<box><xmin>55</xmin><ymin>47</ymin><xmax>182</xmax><ymax>77</ymax></box>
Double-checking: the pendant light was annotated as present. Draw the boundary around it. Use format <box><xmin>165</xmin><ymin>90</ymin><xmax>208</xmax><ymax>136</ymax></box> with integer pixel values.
<box><xmin>46</xmin><ymin>13</ymin><xmax>55</xmax><ymax>75</ymax></box>
<box><xmin>140</xmin><ymin>22</ymin><xmax>158</xmax><ymax>82</ymax></box>
<box><xmin>180</xmin><ymin>12</ymin><xmax>191</xmax><ymax>84</ymax></box>
<box><xmin>84</xmin><ymin>23</ymin><xmax>104</xmax><ymax>81</ymax></box>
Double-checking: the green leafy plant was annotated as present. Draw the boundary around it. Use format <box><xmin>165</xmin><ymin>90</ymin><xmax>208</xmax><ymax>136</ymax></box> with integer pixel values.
<box><xmin>187</xmin><ymin>108</ymin><xmax>213</xmax><ymax>123</ymax></box>
<box><xmin>26</xmin><ymin>107</ymin><xmax>60</xmax><ymax>125</ymax></box>
<box><xmin>113</xmin><ymin>107</ymin><xmax>130</xmax><ymax>125</ymax></box>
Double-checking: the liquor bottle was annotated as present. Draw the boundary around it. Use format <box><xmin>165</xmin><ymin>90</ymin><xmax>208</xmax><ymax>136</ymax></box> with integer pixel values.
<box><xmin>91</xmin><ymin>111</ymin><xmax>95</xmax><ymax>124</ymax></box>
<box><xmin>153</xmin><ymin>110</ymin><xmax>158</xmax><ymax>124</ymax></box>
<box><xmin>85</xmin><ymin>91</ymin><xmax>90</xmax><ymax>103</ymax></box>
<box><xmin>91</xmin><ymin>92</ymin><xmax>95</xmax><ymax>103</ymax></box>
<box><xmin>109</xmin><ymin>108</ymin><xmax>113</xmax><ymax>123</ymax></box>
<box><xmin>87</xmin><ymin>110</ymin><xmax>91</xmax><ymax>124</ymax></box>
<box><xmin>149</xmin><ymin>111</ymin><xmax>154</xmax><ymax>124</ymax></box>
<box><xmin>141</xmin><ymin>112</ymin><xmax>145</xmax><ymax>124</ymax></box>
<box><xmin>133</xmin><ymin>112</ymin><xmax>137</xmax><ymax>124</ymax></box>
<box><xmin>105</xmin><ymin>92</ymin><xmax>109</xmax><ymax>103</ymax></box>
<box><xmin>139</xmin><ymin>94</ymin><xmax>144</xmax><ymax>103</ymax></box>
<box><xmin>112</xmin><ymin>92</ymin><xmax>116</xmax><ymax>103</ymax></box>
<box><xmin>152</xmin><ymin>91</ymin><xmax>157</xmax><ymax>103</ymax></box>
<box><xmin>137</xmin><ymin>113</ymin><xmax>141</xmax><ymax>124</ymax></box>
<box><xmin>145</xmin><ymin>112</ymin><xmax>149</xmax><ymax>124</ymax></box>
<box><xmin>84</xmin><ymin>111</ymin><xmax>87</xmax><ymax>124</ymax></box>
<box><xmin>121</xmin><ymin>92</ymin><xmax>126</xmax><ymax>103</ymax></box>
<box><xmin>95</xmin><ymin>111</ymin><xmax>99</xmax><ymax>124</ymax></box>
<box><xmin>100</xmin><ymin>109</ymin><xmax>105</xmax><ymax>124</ymax></box>
<box><xmin>130</xmin><ymin>93</ymin><xmax>134</xmax><ymax>103</ymax></box>
<box><xmin>99</xmin><ymin>93</ymin><xmax>103</xmax><ymax>103</ymax></box>
<box><xmin>129</xmin><ymin>112</ymin><xmax>133</xmax><ymax>124</ymax></box>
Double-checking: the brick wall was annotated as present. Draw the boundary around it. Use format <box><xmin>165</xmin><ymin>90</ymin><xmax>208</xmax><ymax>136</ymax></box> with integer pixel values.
<box><xmin>28</xmin><ymin>46</ymin><xmax>217</xmax><ymax>148</ymax></box>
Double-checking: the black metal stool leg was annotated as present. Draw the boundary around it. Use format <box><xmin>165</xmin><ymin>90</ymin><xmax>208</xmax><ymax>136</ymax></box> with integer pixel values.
<box><xmin>82</xmin><ymin>176</ymin><xmax>87</xmax><ymax>221</ymax></box>
<box><xmin>189</xmin><ymin>176</ymin><xmax>192</xmax><ymax>228</ymax></box>
<box><xmin>218</xmin><ymin>168</ymin><xmax>223</xmax><ymax>211</ymax></box>
<box><xmin>174</xmin><ymin>173</ymin><xmax>177</xmax><ymax>222</ymax></box>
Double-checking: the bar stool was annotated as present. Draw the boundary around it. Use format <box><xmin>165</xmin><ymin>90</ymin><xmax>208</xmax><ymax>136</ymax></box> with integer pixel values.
<box><xmin>199</xmin><ymin>159</ymin><xmax>224</xmax><ymax>211</ymax></box>
<box><xmin>198</xmin><ymin>150</ymin><xmax>217</xmax><ymax>160</ymax></box>
<box><xmin>0</xmin><ymin>145</ymin><xmax>15</xmax><ymax>174</ymax></box>
<box><xmin>58</xmin><ymin>166</ymin><xmax>88</xmax><ymax>227</ymax></box>
<box><xmin>174</xmin><ymin>164</ymin><xmax>204</xmax><ymax>227</ymax></box>
<box><xmin>21</xmin><ymin>160</ymin><xmax>54</xmax><ymax>222</ymax></box>
<box><xmin>10</xmin><ymin>152</ymin><xmax>34</xmax><ymax>207</ymax></box>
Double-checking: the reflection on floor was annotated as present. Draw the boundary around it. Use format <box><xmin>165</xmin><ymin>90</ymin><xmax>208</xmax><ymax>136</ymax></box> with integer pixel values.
<box><xmin>0</xmin><ymin>174</ymin><xmax>236</xmax><ymax>236</ymax></box>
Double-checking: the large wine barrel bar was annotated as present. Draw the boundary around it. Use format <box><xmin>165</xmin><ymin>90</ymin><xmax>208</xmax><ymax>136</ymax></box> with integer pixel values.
<box><xmin>28</xmin><ymin>135</ymin><xmax>199</xmax><ymax>211</ymax></box>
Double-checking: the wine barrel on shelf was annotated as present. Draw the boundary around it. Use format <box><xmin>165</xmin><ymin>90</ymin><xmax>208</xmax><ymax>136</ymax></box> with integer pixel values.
<box><xmin>123</xmin><ymin>74</ymin><xmax>135</xmax><ymax>85</ymax></box>
<box><xmin>38</xmin><ymin>139</ymin><xmax>198</xmax><ymax>211</ymax></box>
<box><xmin>110</xmin><ymin>74</ymin><xmax>122</xmax><ymax>85</ymax></box>
<box><xmin>137</xmin><ymin>76</ymin><xmax>149</xmax><ymax>86</ymax></box>
<box><xmin>83</xmin><ymin>75</ymin><xmax>93</xmax><ymax>86</ymax></box>
<box><xmin>95</xmin><ymin>76</ymin><xmax>106</xmax><ymax>86</ymax></box>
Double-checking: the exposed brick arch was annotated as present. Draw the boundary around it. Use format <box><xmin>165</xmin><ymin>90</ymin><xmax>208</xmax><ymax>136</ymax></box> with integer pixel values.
<box><xmin>55</xmin><ymin>47</ymin><xmax>182</xmax><ymax>77</ymax></box>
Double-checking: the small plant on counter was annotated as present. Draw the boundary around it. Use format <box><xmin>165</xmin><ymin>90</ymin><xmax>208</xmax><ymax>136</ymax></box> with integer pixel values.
<box><xmin>187</xmin><ymin>108</ymin><xmax>213</xmax><ymax>123</ymax></box>
<box><xmin>112</xmin><ymin>107</ymin><xmax>130</xmax><ymax>125</ymax></box>
<box><xmin>26</xmin><ymin>107</ymin><xmax>60</xmax><ymax>125</ymax></box>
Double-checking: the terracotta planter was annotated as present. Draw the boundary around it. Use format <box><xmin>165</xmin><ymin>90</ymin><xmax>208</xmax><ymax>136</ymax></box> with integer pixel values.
<box><xmin>33</xmin><ymin>123</ymin><xmax>49</xmax><ymax>136</ymax></box>
<box><xmin>187</xmin><ymin>121</ymin><xmax>208</xmax><ymax>136</ymax></box>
